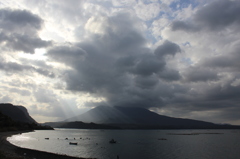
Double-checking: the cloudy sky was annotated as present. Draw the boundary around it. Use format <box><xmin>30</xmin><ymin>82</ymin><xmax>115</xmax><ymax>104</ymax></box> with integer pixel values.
<box><xmin>0</xmin><ymin>0</ymin><xmax>240</xmax><ymax>124</ymax></box>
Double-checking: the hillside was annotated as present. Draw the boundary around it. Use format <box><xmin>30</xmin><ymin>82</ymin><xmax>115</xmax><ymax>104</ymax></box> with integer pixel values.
<box><xmin>0</xmin><ymin>103</ymin><xmax>36</xmax><ymax>124</ymax></box>
<box><xmin>44</xmin><ymin>121</ymin><xmax>119</xmax><ymax>129</ymax></box>
<box><xmin>0</xmin><ymin>103</ymin><xmax>53</xmax><ymax>131</ymax></box>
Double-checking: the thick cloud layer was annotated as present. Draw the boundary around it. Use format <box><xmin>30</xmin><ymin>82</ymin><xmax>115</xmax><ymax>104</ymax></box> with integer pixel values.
<box><xmin>0</xmin><ymin>0</ymin><xmax>240</xmax><ymax>124</ymax></box>
<box><xmin>171</xmin><ymin>0</ymin><xmax>240</xmax><ymax>32</ymax></box>
<box><xmin>48</xmin><ymin>13</ymin><xmax>181</xmax><ymax>108</ymax></box>
<box><xmin>0</xmin><ymin>60</ymin><xmax>55</xmax><ymax>78</ymax></box>
<box><xmin>0</xmin><ymin>8</ymin><xmax>51</xmax><ymax>53</ymax></box>
<box><xmin>167</xmin><ymin>0</ymin><xmax>240</xmax><ymax>124</ymax></box>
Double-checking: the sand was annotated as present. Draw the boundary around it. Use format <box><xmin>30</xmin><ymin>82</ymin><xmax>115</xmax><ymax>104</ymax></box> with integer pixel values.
<box><xmin>0</xmin><ymin>131</ymin><xmax>96</xmax><ymax>159</ymax></box>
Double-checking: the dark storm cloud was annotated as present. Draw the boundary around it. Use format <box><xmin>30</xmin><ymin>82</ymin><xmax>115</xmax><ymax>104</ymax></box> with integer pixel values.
<box><xmin>132</xmin><ymin>54</ymin><xmax>165</xmax><ymax>76</ymax></box>
<box><xmin>0</xmin><ymin>8</ymin><xmax>51</xmax><ymax>53</ymax></box>
<box><xmin>154</xmin><ymin>40</ymin><xmax>181</xmax><ymax>58</ymax></box>
<box><xmin>158</xmin><ymin>68</ymin><xmax>181</xmax><ymax>81</ymax></box>
<box><xmin>45</xmin><ymin>7</ymin><xmax>240</xmax><ymax>124</ymax></box>
<box><xmin>48</xmin><ymin>45</ymin><xmax>87</xmax><ymax>66</ymax></box>
<box><xmin>0</xmin><ymin>8</ymin><xmax>42</xmax><ymax>32</ymax></box>
<box><xmin>0</xmin><ymin>61</ymin><xmax>55</xmax><ymax>78</ymax></box>
<box><xmin>166</xmin><ymin>0</ymin><xmax>240</xmax><ymax>123</ymax></box>
<box><xmin>172</xmin><ymin>82</ymin><xmax>240</xmax><ymax>115</ymax></box>
<box><xmin>171</xmin><ymin>20</ymin><xmax>199</xmax><ymax>32</ymax></box>
<box><xmin>0</xmin><ymin>61</ymin><xmax>32</xmax><ymax>72</ymax></box>
<box><xmin>194</xmin><ymin>0</ymin><xmax>240</xmax><ymax>30</ymax></box>
<box><xmin>218</xmin><ymin>106</ymin><xmax>240</xmax><ymax>122</ymax></box>
<box><xmin>177</xmin><ymin>44</ymin><xmax>240</xmax><ymax>117</ymax></box>
<box><xmin>202</xmin><ymin>52</ymin><xmax>240</xmax><ymax>70</ymax></box>
<box><xmin>134</xmin><ymin>75</ymin><xmax>159</xmax><ymax>89</ymax></box>
<box><xmin>171</xmin><ymin>0</ymin><xmax>240</xmax><ymax>32</ymax></box>
<box><xmin>184</xmin><ymin>67</ymin><xmax>220</xmax><ymax>82</ymax></box>
<box><xmin>0</xmin><ymin>33</ymin><xmax>51</xmax><ymax>53</ymax></box>
<box><xmin>47</xmin><ymin>12</ymin><xmax>182</xmax><ymax>108</ymax></box>
<box><xmin>35</xmin><ymin>68</ymin><xmax>55</xmax><ymax>78</ymax></box>
<box><xmin>204</xmin><ymin>83</ymin><xmax>240</xmax><ymax>101</ymax></box>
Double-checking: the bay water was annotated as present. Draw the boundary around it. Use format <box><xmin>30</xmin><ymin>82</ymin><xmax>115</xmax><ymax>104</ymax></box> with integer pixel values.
<box><xmin>8</xmin><ymin>129</ymin><xmax>240</xmax><ymax>159</ymax></box>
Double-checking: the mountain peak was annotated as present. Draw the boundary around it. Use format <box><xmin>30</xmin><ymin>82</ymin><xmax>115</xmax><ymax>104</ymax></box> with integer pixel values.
<box><xmin>65</xmin><ymin>106</ymin><xmax>216</xmax><ymax>128</ymax></box>
<box><xmin>56</xmin><ymin>106</ymin><xmax>240</xmax><ymax>129</ymax></box>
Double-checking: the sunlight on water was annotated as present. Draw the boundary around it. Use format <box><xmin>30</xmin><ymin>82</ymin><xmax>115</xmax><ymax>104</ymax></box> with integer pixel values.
<box><xmin>7</xmin><ymin>134</ymin><xmax>37</xmax><ymax>148</ymax></box>
<box><xmin>8</xmin><ymin>134</ymin><xmax>36</xmax><ymax>142</ymax></box>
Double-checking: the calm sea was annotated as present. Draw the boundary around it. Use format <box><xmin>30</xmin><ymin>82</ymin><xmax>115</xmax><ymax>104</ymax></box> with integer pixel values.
<box><xmin>8</xmin><ymin>129</ymin><xmax>240</xmax><ymax>159</ymax></box>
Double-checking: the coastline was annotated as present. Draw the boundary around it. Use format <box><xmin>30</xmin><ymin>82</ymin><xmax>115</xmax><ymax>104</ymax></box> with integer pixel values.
<box><xmin>0</xmin><ymin>131</ymin><xmax>96</xmax><ymax>159</ymax></box>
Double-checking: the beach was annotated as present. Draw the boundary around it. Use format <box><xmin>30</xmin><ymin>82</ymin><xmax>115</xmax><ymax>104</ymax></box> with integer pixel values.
<box><xmin>0</xmin><ymin>131</ymin><xmax>95</xmax><ymax>159</ymax></box>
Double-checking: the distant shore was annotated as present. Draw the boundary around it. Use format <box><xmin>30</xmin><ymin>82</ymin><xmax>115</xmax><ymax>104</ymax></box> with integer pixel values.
<box><xmin>0</xmin><ymin>131</ymin><xmax>96</xmax><ymax>159</ymax></box>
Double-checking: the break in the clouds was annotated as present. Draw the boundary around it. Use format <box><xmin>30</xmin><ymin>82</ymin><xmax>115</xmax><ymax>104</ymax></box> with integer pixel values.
<box><xmin>0</xmin><ymin>0</ymin><xmax>240</xmax><ymax>125</ymax></box>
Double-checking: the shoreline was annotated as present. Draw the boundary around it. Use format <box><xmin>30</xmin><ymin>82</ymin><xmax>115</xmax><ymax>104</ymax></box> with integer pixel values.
<box><xmin>0</xmin><ymin>131</ymin><xmax>96</xmax><ymax>159</ymax></box>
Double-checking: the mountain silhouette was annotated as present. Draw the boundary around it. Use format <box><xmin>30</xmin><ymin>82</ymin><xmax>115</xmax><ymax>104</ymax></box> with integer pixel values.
<box><xmin>0</xmin><ymin>103</ymin><xmax>53</xmax><ymax>131</ymax></box>
<box><xmin>64</xmin><ymin>106</ymin><xmax>240</xmax><ymax>129</ymax></box>
<box><xmin>65</xmin><ymin>106</ymin><xmax>134</xmax><ymax>124</ymax></box>
<box><xmin>0</xmin><ymin>103</ymin><xmax>36</xmax><ymax>124</ymax></box>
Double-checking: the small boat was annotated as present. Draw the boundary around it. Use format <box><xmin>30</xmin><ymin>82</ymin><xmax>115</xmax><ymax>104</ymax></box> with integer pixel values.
<box><xmin>109</xmin><ymin>139</ymin><xmax>117</xmax><ymax>144</ymax></box>
<box><xmin>45</xmin><ymin>138</ymin><xmax>49</xmax><ymax>140</ymax></box>
<box><xmin>69</xmin><ymin>142</ymin><xmax>78</xmax><ymax>145</ymax></box>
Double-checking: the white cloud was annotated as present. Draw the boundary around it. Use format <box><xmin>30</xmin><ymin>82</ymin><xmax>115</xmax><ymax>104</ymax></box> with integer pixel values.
<box><xmin>112</xmin><ymin>0</ymin><xmax>136</xmax><ymax>7</ymax></box>
<box><xmin>85</xmin><ymin>16</ymin><xmax>108</xmax><ymax>35</ymax></box>
<box><xmin>134</xmin><ymin>1</ymin><xmax>161</xmax><ymax>21</ymax></box>
<box><xmin>160</xmin><ymin>0</ymin><xmax>175</xmax><ymax>5</ymax></box>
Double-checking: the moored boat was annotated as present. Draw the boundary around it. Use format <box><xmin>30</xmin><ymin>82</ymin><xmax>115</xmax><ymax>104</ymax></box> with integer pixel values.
<box><xmin>109</xmin><ymin>139</ymin><xmax>117</xmax><ymax>144</ymax></box>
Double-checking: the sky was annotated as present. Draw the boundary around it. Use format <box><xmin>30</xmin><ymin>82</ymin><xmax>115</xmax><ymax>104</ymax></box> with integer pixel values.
<box><xmin>0</xmin><ymin>0</ymin><xmax>240</xmax><ymax>125</ymax></box>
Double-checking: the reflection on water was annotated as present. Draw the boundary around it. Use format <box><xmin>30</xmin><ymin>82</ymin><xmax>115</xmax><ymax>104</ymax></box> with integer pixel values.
<box><xmin>8</xmin><ymin>129</ymin><xmax>240</xmax><ymax>159</ymax></box>
<box><xmin>8</xmin><ymin>135</ymin><xmax>36</xmax><ymax>142</ymax></box>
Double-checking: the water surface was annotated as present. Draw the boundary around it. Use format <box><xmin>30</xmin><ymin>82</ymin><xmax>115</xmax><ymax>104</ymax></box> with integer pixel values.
<box><xmin>8</xmin><ymin>129</ymin><xmax>240</xmax><ymax>159</ymax></box>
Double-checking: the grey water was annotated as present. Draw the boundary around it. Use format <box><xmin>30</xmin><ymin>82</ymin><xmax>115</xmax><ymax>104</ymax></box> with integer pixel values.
<box><xmin>8</xmin><ymin>129</ymin><xmax>240</xmax><ymax>159</ymax></box>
